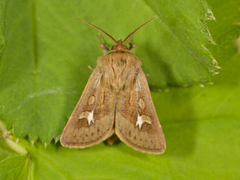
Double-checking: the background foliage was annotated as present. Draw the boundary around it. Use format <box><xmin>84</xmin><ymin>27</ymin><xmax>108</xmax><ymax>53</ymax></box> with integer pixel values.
<box><xmin>0</xmin><ymin>0</ymin><xmax>239</xmax><ymax>179</ymax></box>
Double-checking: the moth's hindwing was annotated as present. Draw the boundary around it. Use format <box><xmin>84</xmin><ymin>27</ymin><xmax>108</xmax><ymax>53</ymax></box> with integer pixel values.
<box><xmin>60</xmin><ymin>67</ymin><xmax>115</xmax><ymax>148</ymax></box>
<box><xmin>115</xmin><ymin>69</ymin><xmax>166</xmax><ymax>154</ymax></box>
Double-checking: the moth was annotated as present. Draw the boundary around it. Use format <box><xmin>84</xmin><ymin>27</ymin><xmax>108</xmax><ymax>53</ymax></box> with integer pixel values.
<box><xmin>60</xmin><ymin>15</ymin><xmax>166</xmax><ymax>154</ymax></box>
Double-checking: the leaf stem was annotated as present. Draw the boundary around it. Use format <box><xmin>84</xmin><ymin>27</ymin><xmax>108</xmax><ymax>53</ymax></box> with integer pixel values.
<box><xmin>0</xmin><ymin>121</ymin><xmax>28</xmax><ymax>155</ymax></box>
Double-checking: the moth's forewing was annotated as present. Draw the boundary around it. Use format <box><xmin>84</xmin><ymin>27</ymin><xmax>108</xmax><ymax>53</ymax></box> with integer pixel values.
<box><xmin>60</xmin><ymin>67</ymin><xmax>115</xmax><ymax>148</ymax></box>
<box><xmin>115</xmin><ymin>69</ymin><xmax>166</xmax><ymax>154</ymax></box>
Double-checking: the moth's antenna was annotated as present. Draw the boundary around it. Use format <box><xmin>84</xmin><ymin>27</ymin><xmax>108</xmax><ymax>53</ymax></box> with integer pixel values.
<box><xmin>77</xmin><ymin>18</ymin><xmax>117</xmax><ymax>43</ymax></box>
<box><xmin>123</xmin><ymin>14</ymin><xmax>161</xmax><ymax>43</ymax></box>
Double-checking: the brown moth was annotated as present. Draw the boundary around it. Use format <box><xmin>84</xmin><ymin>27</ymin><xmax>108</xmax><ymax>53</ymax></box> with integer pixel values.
<box><xmin>60</xmin><ymin>15</ymin><xmax>166</xmax><ymax>154</ymax></box>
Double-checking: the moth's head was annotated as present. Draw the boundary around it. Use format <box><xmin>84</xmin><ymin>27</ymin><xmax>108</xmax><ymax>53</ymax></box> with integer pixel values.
<box><xmin>77</xmin><ymin>15</ymin><xmax>160</xmax><ymax>50</ymax></box>
<box><xmin>111</xmin><ymin>40</ymin><xmax>128</xmax><ymax>51</ymax></box>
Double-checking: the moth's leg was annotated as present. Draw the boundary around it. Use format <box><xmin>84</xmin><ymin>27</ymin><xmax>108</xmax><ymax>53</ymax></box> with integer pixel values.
<box><xmin>127</xmin><ymin>37</ymin><xmax>136</xmax><ymax>52</ymax></box>
<box><xmin>88</xmin><ymin>66</ymin><xmax>94</xmax><ymax>71</ymax></box>
<box><xmin>98</xmin><ymin>34</ymin><xmax>109</xmax><ymax>54</ymax></box>
<box><xmin>107</xmin><ymin>134</ymin><xmax>119</xmax><ymax>145</ymax></box>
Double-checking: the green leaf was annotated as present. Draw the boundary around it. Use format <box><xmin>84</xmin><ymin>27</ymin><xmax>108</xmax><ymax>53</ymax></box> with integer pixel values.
<box><xmin>142</xmin><ymin>0</ymin><xmax>218</xmax><ymax>88</ymax></box>
<box><xmin>1</xmin><ymin>0</ymin><xmax>240</xmax><ymax>179</ymax></box>
<box><xmin>0</xmin><ymin>0</ymin><xmax>215</xmax><ymax>143</ymax></box>
<box><xmin>0</xmin><ymin>155</ymin><xmax>33</xmax><ymax>180</ymax></box>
